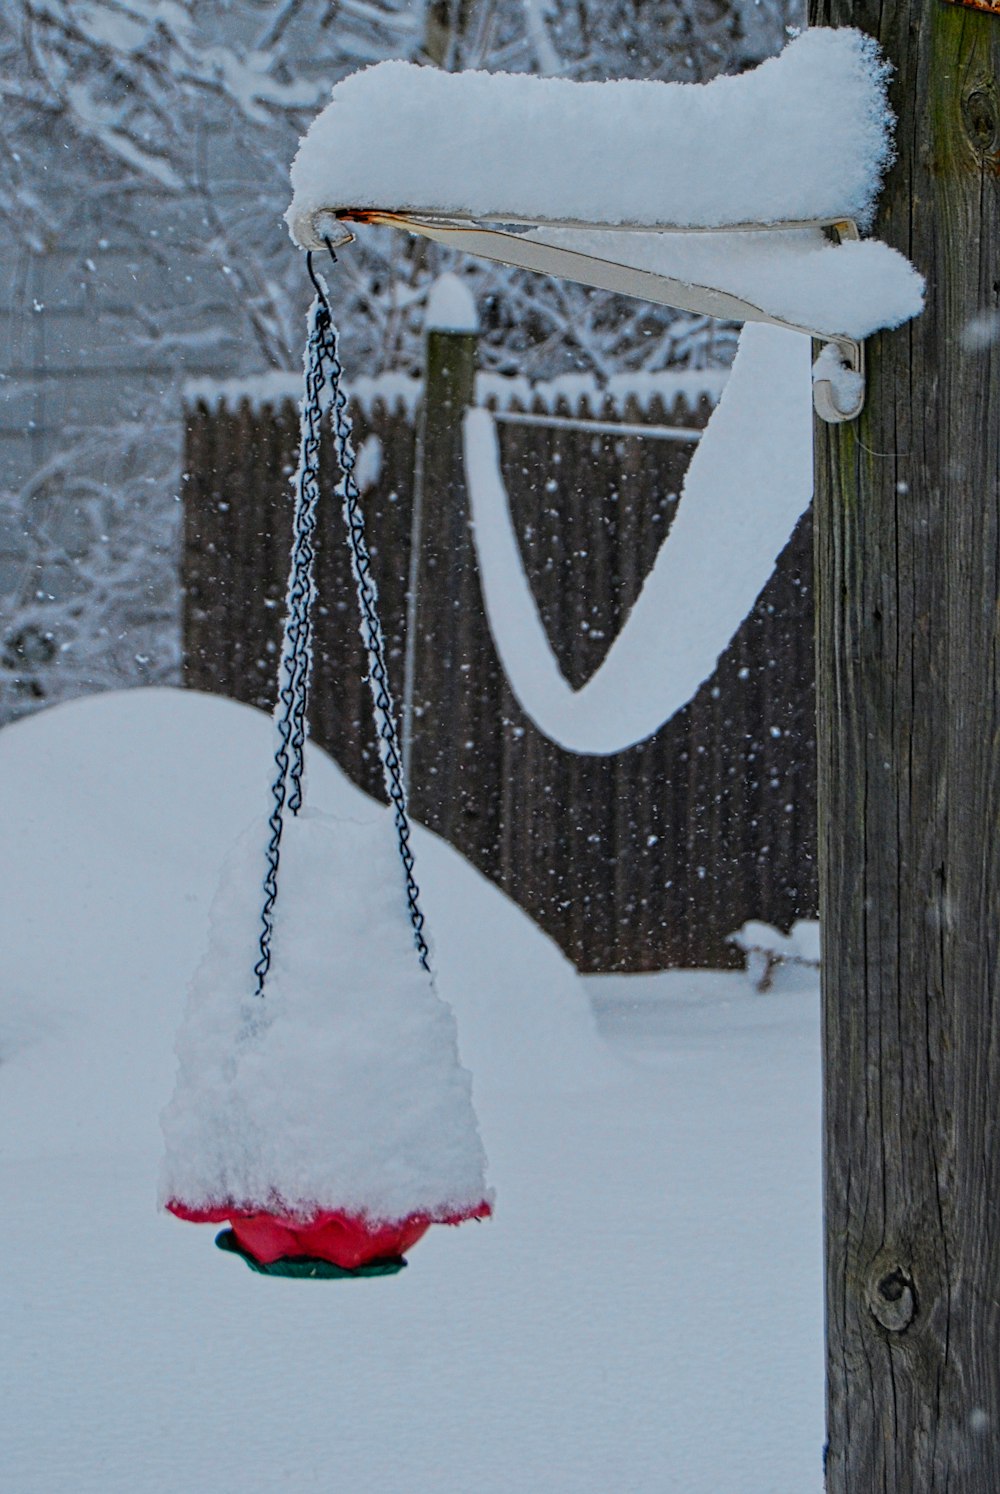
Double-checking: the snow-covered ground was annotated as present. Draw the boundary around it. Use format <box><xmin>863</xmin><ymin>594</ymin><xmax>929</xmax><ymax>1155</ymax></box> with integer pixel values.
<box><xmin>0</xmin><ymin>688</ymin><xmax>823</xmax><ymax>1493</ymax></box>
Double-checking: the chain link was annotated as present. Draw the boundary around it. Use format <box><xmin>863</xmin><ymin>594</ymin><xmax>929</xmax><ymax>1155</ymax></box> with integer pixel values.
<box><xmin>254</xmin><ymin>257</ymin><xmax>431</xmax><ymax>996</ymax></box>
<box><xmin>252</xmin><ymin>295</ymin><xmax>328</xmax><ymax>995</ymax></box>
<box><xmin>325</xmin><ymin>305</ymin><xmax>432</xmax><ymax>974</ymax></box>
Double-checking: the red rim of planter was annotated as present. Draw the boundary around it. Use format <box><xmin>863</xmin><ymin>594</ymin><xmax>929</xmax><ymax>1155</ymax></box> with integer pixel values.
<box><xmin>167</xmin><ymin>1198</ymin><xmax>492</xmax><ymax>1269</ymax></box>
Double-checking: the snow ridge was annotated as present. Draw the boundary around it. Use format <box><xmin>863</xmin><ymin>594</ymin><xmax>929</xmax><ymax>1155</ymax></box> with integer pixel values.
<box><xmin>184</xmin><ymin>367</ymin><xmax>728</xmax><ymax>420</ymax></box>
<box><xmin>288</xmin><ymin>30</ymin><xmax>895</xmax><ymax>238</ymax></box>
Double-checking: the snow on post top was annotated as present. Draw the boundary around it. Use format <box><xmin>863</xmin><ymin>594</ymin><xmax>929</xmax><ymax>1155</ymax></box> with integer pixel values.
<box><xmin>425</xmin><ymin>272</ymin><xmax>479</xmax><ymax>334</ymax></box>
<box><xmin>287</xmin><ymin>29</ymin><xmax>894</xmax><ymax>243</ymax></box>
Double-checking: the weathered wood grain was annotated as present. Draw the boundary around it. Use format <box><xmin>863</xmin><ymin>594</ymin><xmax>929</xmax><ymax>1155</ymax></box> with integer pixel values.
<box><xmin>809</xmin><ymin>0</ymin><xmax>1000</xmax><ymax>1486</ymax></box>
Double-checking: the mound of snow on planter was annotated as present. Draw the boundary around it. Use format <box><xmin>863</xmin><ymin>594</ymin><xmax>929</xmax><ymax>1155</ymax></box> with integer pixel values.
<box><xmin>161</xmin><ymin>808</ymin><xmax>491</xmax><ymax>1224</ymax></box>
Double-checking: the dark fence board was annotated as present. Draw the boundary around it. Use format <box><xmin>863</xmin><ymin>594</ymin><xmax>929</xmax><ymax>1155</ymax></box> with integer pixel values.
<box><xmin>182</xmin><ymin>365</ymin><xmax>816</xmax><ymax>972</ymax></box>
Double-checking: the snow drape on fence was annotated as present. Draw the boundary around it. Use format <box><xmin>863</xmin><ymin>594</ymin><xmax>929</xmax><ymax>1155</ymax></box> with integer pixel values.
<box><xmin>161</xmin><ymin>809</ymin><xmax>491</xmax><ymax>1225</ymax></box>
<box><xmin>464</xmin><ymin>321</ymin><xmax>812</xmax><ymax>755</ymax></box>
<box><xmin>288</xmin><ymin>29</ymin><xmax>894</xmax><ymax>238</ymax></box>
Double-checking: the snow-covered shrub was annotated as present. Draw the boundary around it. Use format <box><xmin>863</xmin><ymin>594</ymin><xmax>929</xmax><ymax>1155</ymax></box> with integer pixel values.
<box><xmin>728</xmin><ymin>919</ymin><xmax>820</xmax><ymax>991</ymax></box>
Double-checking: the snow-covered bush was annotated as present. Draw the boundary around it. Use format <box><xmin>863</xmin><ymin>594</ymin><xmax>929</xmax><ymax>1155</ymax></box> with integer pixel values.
<box><xmin>728</xmin><ymin>919</ymin><xmax>820</xmax><ymax>991</ymax></box>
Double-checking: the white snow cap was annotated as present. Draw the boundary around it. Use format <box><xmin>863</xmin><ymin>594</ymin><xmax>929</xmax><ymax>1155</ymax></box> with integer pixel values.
<box><xmin>425</xmin><ymin>272</ymin><xmax>479</xmax><ymax>334</ymax></box>
<box><xmin>161</xmin><ymin>810</ymin><xmax>491</xmax><ymax>1224</ymax></box>
<box><xmin>288</xmin><ymin>29</ymin><xmax>895</xmax><ymax>239</ymax></box>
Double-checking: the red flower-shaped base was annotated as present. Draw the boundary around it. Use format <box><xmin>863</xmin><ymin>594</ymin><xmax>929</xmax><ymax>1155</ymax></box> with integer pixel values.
<box><xmin>167</xmin><ymin>1198</ymin><xmax>491</xmax><ymax>1269</ymax></box>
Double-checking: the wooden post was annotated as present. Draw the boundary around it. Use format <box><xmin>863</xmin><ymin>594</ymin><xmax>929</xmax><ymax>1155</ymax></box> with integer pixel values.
<box><xmin>405</xmin><ymin>278</ymin><xmax>500</xmax><ymax>858</ymax></box>
<box><xmin>423</xmin><ymin>0</ymin><xmax>473</xmax><ymax>67</ymax></box>
<box><xmin>808</xmin><ymin>2</ymin><xmax>1000</xmax><ymax>1487</ymax></box>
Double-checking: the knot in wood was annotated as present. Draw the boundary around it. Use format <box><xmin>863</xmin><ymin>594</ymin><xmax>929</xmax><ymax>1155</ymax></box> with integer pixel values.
<box><xmin>868</xmin><ymin>1266</ymin><xmax>917</xmax><ymax>1334</ymax></box>
<box><xmin>961</xmin><ymin>80</ymin><xmax>1000</xmax><ymax>160</ymax></box>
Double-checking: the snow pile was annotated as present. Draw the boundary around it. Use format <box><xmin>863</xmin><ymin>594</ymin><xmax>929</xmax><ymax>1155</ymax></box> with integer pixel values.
<box><xmin>0</xmin><ymin>688</ymin><xmax>605</xmax><ymax>1168</ymax></box>
<box><xmin>0</xmin><ymin>689</ymin><xmax>823</xmax><ymax>1494</ymax></box>
<box><xmin>161</xmin><ymin>807</ymin><xmax>491</xmax><ymax>1224</ymax></box>
<box><xmin>288</xmin><ymin>29</ymin><xmax>894</xmax><ymax>238</ymax></box>
<box><xmin>465</xmin><ymin>322</ymin><xmax>812</xmax><ymax>755</ymax></box>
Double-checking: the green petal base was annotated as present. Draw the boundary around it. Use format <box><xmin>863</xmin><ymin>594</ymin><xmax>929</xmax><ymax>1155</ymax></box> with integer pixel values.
<box><xmin>214</xmin><ymin>1229</ymin><xmax>407</xmax><ymax>1278</ymax></box>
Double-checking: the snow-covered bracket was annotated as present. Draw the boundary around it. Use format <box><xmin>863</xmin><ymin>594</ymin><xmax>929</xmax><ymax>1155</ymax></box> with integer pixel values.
<box><xmin>287</xmin><ymin>28</ymin><xmax>925</xmax><ymax>424</ymax></box>
<box><xmin>285</xmin><ymin>28</ymin><xmax>926</xmax><ymax>755</ymax></box>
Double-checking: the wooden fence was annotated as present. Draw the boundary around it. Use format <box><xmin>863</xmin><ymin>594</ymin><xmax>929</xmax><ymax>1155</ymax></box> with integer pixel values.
<box><xmin>182</xmin><ymin>331</ymin><xmax>817</xmax><ymax>971</ymax></box>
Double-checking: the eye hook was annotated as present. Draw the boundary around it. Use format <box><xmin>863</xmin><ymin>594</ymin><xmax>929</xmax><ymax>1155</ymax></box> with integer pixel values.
<box><xmin>305</xmin><ymin>237</ymin><xmax>342</xmax><ymax>314</ymax></box>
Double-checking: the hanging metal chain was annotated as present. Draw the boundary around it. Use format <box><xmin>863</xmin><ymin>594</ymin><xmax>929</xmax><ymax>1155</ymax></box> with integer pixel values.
<box><xmin>252</xmin><ymin>293</ymin><xmax>329</xmax><ymax>996</ymax></box>
<box><xmin>323</xmin><ymin>290</ymin><xmax>432</xmax><ymax>975</ymax></box>
<box><xmin>253</xmin><ymin>253</ymin><xmax>431</xmax><ymax>995</ymax></box>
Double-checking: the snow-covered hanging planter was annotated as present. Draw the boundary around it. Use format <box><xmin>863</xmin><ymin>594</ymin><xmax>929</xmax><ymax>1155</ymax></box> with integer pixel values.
<box><xmin>161</xmin><ymin>813</ymin><xmax>491</xmax><ymax>1270</ymax></box>
<box><xmin>164</xmin><ymin>26</ymin><xmax>926</xmax><ymax>1273</ymax></box>
<box><xmin>162</xmin><ymin>288</ymin><xmax>491</xmax><ymax>1277</ymax></box>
